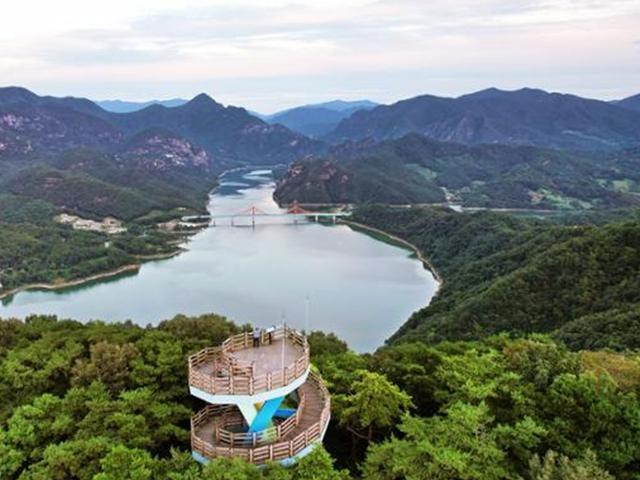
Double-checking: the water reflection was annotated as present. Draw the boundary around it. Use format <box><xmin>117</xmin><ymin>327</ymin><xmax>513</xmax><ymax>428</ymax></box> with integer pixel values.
<box><xmin>0</xmin><ymin>170</ymin><xmax>438</xmax><ymax>351</ymax></box>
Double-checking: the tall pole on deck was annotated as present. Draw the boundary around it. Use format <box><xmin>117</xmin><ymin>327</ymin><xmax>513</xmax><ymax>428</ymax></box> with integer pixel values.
<box><xmin>281</xmin><ymin>322</ymin><xmax>286</xmax><ymax>371</ymax></box>
<box><xmin>281</xmin><ymin>313</ymin><xmax>286</xmax><ymax>371</ymax></box>
<box><xmin>305</xmin><ymin>295</ymin><xmax>310</xmax><ymax>334</ymax></box>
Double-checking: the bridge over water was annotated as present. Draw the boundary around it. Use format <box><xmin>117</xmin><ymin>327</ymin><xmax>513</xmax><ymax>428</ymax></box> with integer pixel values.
<box><xmin>198</xmin><ymin>202</ymin><xmax>351</xmax><ymax>227</ymax></box>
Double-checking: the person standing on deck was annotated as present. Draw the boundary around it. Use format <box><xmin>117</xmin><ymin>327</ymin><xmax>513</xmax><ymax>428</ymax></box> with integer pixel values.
<box><xmin>252</xmin><ymin>326</ymin><xmax>261</xmax><ymax>347</ymax></box>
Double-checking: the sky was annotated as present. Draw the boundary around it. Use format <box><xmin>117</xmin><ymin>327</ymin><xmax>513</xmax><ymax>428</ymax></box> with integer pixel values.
<box><xmin>0</xmin><ymin>0</ymin><xmax>639</xmax><ymax>113</ymax></box>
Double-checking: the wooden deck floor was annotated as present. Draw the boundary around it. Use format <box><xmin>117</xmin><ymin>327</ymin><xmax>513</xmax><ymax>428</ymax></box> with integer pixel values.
<box><xmin>195</xmin><ymin>338</ymin><xmax>304</xmax><ymax>378</ymax></box>
<box><xmin>283</xmin><ymin>376</ymin><xmax>325</xmax><ymax>436</ymax></box>
<box><xmin>233</xmin><ymin>339</ymin><xmax>303</xmax><ymax>377</ymax></box>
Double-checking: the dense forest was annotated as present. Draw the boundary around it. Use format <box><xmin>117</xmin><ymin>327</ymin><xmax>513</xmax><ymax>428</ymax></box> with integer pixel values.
<box><xmin>0</xmin><ymin>91</ymin><xmax>232</xmax><ymax>297</ymax></box>
<box><xmin>2</xmin><ymin>314</ymin><xmax>640</xmax><ymax>479</ymax></box>
<box><xmin>0</xmin><ymin>195</ymin><xmax>184</xmax><ymax>293</ymax></box>
<box><xmin>352</xmin><ymin>206</ymin><xmax>640</xmax><ymax>350</ymax></box>
<box><xmin>274</xmin><ymin>135</ymin><xmax>640</xmax><ymax>209</ymax></box>
<box><xmin>0</xmin><ymin>145</ymin><xmax>215</xmax><ymax>222</ymax></box>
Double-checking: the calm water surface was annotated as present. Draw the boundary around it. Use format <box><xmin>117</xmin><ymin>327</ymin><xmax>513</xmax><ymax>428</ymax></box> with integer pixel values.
<box><xmin>0</xmin><ymin>170</ymin><xmax>438</xmax><ymax>351</ymax></box>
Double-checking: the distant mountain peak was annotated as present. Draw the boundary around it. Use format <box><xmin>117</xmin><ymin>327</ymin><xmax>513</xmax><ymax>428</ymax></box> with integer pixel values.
<box><xmin>312</xmin><ymin>99</ymin><xmax>379</xmax><ymax>112</ymax></box>
<box><xmin>459</xmin><ymin>87</ymin><xmax>505</xmax><ymax>98</ymax></box>
<box><xmin>0</xmin><ymin>86</ymin><xmax>39</xmax><ymax>104</ymax></box>
<box><xmin>187</xmin><ymin>93</ymin><xmax>218</xmax><ymax>106</ymax></box>
<box><xmin>329</xmin><ymin>87</ymin><xmax>640</xmax><ymax>150</ymax></box>
<box><xmin>0</xmin><ymin>85</ymin><xmax>320</xmax><ymax>167</ymax></box>
<box><xmin>95</xmin><ymin>98</ymin><xmax>188</xmax><ymax>113</ymax></box>
<box><xmin>459</xmin><ymin>87</ymin><xmax>549</xmax><ymax>100</ymax></box>
<box><xmin>261</xmin><ymin>99</ymin><xmax>379</xmax><ymax>137</ymax></box>
<box><xmin>0</xmin><ymin>85</ymin><xmax>35</xmax><ymax>95</ymax></box>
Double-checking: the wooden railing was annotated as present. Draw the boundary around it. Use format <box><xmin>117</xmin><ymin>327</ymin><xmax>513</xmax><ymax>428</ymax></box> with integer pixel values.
<box><xmin>188</xmin><ymin>325</ymin><xmax>310</xmax><ymax>396</ymax></box>
<box><xmin>191</xmin><ymin>372</ymin><xmax>331</xmax><ymax>465</ymax></box>
<box><xmin>212</xmin><ymin>390</ymin><xmax>307</xmax><ymax>447</ymax></box>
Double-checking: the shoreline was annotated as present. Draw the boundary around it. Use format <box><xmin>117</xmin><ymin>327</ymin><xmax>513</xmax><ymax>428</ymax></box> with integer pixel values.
<box><xmin>0</xmin><ymin>264</ymin><xmax>141</xmax><ymax>301</ymax></box>
<box><xmin>1</xmin><ymin>170</ymin><xmax>441</xmax><ymax>312</ymax></box>
<box><xmin>0</xmin><ymin>169</ymin><xmax>229</xmax><ymax>303</ymax></box>
<box><xmin>133</xmin><ymin>248</ymin><xmax>185</xmax><ymax>261</ymax></box>
<box><xmin>0</xmin><ymin>246</ymin><xmax>189</xmax><ymax>301</ymax></box>
<box><xmin>339</xmin><ymin>218</ymin><xmax>444</xmax><ymax>290</ymax></box>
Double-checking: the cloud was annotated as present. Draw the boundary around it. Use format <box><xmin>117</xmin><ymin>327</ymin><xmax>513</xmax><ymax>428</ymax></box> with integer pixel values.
<box><xmin>0</xmin><ymin>0</ymin><xmax>638</xmax><ymax>110</ymax></box>
<box><xmin>31</xmin><ymin>30</ymin><xmax>177</xmax><ymax>66</ymax></box>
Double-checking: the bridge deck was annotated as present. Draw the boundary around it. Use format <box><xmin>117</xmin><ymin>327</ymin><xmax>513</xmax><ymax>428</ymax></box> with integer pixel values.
<box><xmin>211</xmin><ymin>212</ymin><xmax>350</xmax><ymax>219</ymax></box>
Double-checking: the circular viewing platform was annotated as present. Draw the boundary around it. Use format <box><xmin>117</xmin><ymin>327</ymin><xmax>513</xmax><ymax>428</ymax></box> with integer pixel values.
<box><xmin>188</xmin><ymin>326</ymin><xmax>310</xmax><ymax>398</ymax></box>
<box><xmin>191</xmin><ymin>371</ymin><xmax>330</xmax><ymax>465</ymax></box>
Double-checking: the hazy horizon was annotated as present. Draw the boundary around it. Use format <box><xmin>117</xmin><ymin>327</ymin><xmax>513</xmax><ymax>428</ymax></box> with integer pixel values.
<box><xmin>2</xmin><ymin>84</ymin><xmax>635</xmax><ymax>116</ymax></box>
<box><xmin>2</xmin><ymin>0</ymin><xmax>639</xmax><ymax>112</ymax></box>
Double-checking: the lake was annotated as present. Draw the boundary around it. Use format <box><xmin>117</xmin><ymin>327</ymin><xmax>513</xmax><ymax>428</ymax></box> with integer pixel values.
<box><xmin>0</xmin><ymin>170</ymin><xmax>438</xmax><ymax>351</ymax></box>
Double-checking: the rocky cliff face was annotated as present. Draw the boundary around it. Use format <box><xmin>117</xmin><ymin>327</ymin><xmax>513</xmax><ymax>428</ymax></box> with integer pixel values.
<box><xmin>0</xmin><ymin>103</ymin><xmax>122</xmax><ymax>158</ymax></box>
<box><xmin>274</xmin><ymin>160</ymin><xmax>352</xmax><ymax>205</ymax></box>
<box><xmin>118</xmin><ymin>130</ymin><xmax>211</xmax><ymax>172</ymax></box>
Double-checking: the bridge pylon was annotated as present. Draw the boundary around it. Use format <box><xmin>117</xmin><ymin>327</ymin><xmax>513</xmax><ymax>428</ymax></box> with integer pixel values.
<box><xmin>286</xmin><ymin>201</ymin><xmax>312</xmax><ymax>215</ymax></box>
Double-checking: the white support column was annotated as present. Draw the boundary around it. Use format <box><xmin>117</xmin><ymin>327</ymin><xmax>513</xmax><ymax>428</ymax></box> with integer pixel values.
<box><xmin>237</xmin><ymin>400</ymin><xmax>258</xmax><ymax>426</ymax></box>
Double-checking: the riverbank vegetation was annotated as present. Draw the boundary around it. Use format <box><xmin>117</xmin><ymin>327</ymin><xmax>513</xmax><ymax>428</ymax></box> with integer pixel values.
<box><xmin>353</xmin><ymin>206</ymin><xmax>640</xmax><ymax>351</ymax></box>
<box><xmin>0</xmin><ymin>109</ymin><xmax>220</xmax><ymax>295</ymax></box>
<box><xmin>0</xmin><ymin>164</ymin><xmax>209</xmax><ymax>296</ymax></box>
<box><xmin>2</xmin><ymin>315</ymin><xmax>640</xmax><ymax>478</ymax></box>
<box><xmin>0</xmin><ymin>210</ymin><xmax>184</xmax><ymax>294</ymax></box>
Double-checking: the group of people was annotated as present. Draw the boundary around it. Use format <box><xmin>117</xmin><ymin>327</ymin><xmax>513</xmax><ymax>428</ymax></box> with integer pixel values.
<box><xmin>252</xmin><ymin>325</ymin><xmax>276</xmax><ymax>347</ymax></box>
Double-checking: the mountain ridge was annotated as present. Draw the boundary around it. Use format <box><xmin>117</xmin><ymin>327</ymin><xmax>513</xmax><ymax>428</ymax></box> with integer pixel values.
<box><xmin>0</xmin><ymin>86</ymin><xmax>321</xmax><ymax>166</ymax></box>
<box><xmin>105</xmin><ymin>91</ymin><xmax>322</xmax><ymax>164</ymax></box>
<box><xmin>263</xmin><ymin>99</ymin><xmax>378</xmax><ymax>137</ymax></box>
<box><xmin>96</xmin><ymin>98</ymin><xmax>188</xmax><ymax>113</ymax></box>
<box><xmin>274</xmin><ymin>133</ymin><xmax>640</xmax><ymax>209</ymax></box>
<box><xmin>616</xmin><ymin>93</ymin><xmax>640</xmax><ymax>112</ymax></box>
<box><xmin>328</xmin><ymin>87</ymin><xmax>640</xmax><ymax>151</ymax></box>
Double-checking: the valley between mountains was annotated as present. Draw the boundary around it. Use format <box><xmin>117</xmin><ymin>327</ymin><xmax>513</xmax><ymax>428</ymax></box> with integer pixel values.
<box><xmin>1</xmin><ymin>84</ymin><xmax>640</xmax><ymax>479</ymax></box>
<box><xmin>1</xmin><ymin>85</ymin><xmax>640</xmax><ymax>297</ymax></box>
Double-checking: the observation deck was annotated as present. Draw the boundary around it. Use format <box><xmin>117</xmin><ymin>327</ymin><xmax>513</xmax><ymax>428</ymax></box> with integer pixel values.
<box><xmin>188</xmin><ymin>326</ymin><xmax>329</xmax><ymax>466</ymax></box>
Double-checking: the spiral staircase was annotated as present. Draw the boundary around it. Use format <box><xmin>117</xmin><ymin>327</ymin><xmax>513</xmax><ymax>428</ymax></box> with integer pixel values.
<box><xmin>188</xmin><ymin>325</ymin><xmax>330</xmax><ymax>466</ymax></box>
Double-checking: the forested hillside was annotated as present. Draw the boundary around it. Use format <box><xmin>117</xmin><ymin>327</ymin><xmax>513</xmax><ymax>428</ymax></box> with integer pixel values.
<box><xmin>107</xmin><ymin>94</ymin><xmax>321</xmax><ymax>164</ymax></box>
<box><xmin>0</xmin><ymin>98</ymin><xmax>218</xmax><ymax>221</ymax></box>
<box><xmin>0</xmin><ymin>86</ymin><xmax>317</xmax><ymax>166</ymax></box>
<box><xmin>0</xmin><ymin>138</ymin><xmax>207</xmax><ymax>296</ymax></box>
<box><xmin>0</xmin><ymin>87</ymin><xmax>322</xmax><ymax>223</ymax></box>
<box><xmin>275</xmin><ymin>134</ymin><xmax>640</xmax><ymax>209</ymax></box>
<box><xmin>0</xmin><ymin>202</ymin><xmax>180</xmax><ymax>293</ymax></box>
<box><xmin>0</xmin><ymin>89</ymin><xmax>232</xmax><ymax>296</ymax></box>
<box><xmin>328</xmin><ymin>88</ymin><xmax>640</xmax><ymax>151</ymax></box>
<box><xmin>2</xmin><ymin>314</ymin><xmax>640</xmax><ymax>479</ymax></box>
<box><xmin>352</xmin><ymin>206</ymin><xmax>640</xmax><ymax>350</ymax></box>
